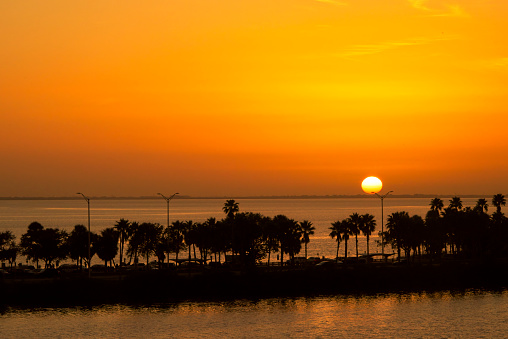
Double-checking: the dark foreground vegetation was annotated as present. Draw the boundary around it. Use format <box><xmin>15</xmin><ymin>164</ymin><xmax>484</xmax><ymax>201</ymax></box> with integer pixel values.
<box><xmin>1</xmin><ymin>260</ymin><xmax>507</xmax><ymax>307</ymax></box>
<box><xmin>1</xmin><ymin>195</ymin><xmax>508</xmax><ymax>307</ymax></box>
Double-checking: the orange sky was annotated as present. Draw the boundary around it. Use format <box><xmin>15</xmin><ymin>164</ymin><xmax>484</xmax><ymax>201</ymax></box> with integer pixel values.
<box><xmin>1</xmin><ymin>0</ymin><xmax>507</xmax><ymax>197</ymax></box>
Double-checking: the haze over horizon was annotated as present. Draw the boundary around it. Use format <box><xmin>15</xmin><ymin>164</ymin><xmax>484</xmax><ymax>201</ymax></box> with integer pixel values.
<box><xmin>1</xmin><ymin>1</ymin><xmax>507</xmax><ymax>197</ymax></box>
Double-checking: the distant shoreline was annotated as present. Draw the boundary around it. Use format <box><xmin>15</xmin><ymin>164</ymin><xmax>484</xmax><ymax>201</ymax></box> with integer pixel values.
<box><xmin>0</xmin><ymin>194</ymin><xmax>497</xmax><ymax>201</ymax></box>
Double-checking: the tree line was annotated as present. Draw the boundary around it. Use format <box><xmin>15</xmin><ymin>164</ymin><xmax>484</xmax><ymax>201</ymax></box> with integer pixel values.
<box><xmin>0</xmin><ymin>200</ymin><xmax>316</xmax><ymax>269</ymax></box>
<box><xmin>327</xmin><ymin>194</ymin><xmax>507</xmax><ymax>263</ymax></box>
<box><xmin>384</xmin><ymin>194</ymin><xmax>507</xmax><ymax>262</ymax></box>
<box><xmin>1</xmin><ymin>195</ymin><xmax>507</xmax><ymax>270</ymax></box>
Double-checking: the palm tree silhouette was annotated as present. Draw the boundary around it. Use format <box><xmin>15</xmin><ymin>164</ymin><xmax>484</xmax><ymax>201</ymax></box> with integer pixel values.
<box><xmin>262</xmin><ymin>217</ymin><xmax>278</xmax><ymax>266</ymax></box>
<box><xmin>449</xmin><ymin>196</ymin><xmax>463</xmax><ymax>211</ymax></box>
<box><xmin>429</xmin><ymin>198</ymin><xmax>444</xmax><ymax>212</ymax></box>
<box><xmin>183</xmin><ymin>220</ymin><xmax>196</xmax><ymax>264</ymax></box>
<box><xmin>385</xmin><ymin>211</ymin><xmax>409</xmax><ymax>262</ymax></box>
<box><xmin>272</xmin><ymin>214</ymin><xmax>300</xmax><ymax>267</ymax></box>
<box><xmin>223</xmin><ymin>200</ymin><xmax>239</xmax><ymax>218</ymax></box>
<box><xmin>349</xmin><ymin>213</ymin><xmax>361</xmax><ymax>259</ymax></box>
<box><xmin>126</xmin><ymin>222</ymin><xmax>140</xmax><ymax>266</ymax></box>
<box><xmin>359</xmin><ymin>214</ymin><xmax>376</xmax><ymax>262</ymax></box>
<box><xmin>341</xmin><ymin>219</ymin><xmax>353</xmax><ymax>262</ymax></box>
<box><xmin>168</xmin><ymin>220</ymin><xmax>186</xmax><ymax>264</ymax></box>
<box><xmin>299</xmin><ymin>220</ymin><xmax>315</xmax><ymax>259</ymax></box>
<box><xmin>329</xmin><ymin>220</ymin><xmax>343</xmax><ymax>263</ymax></box>
<box><xmin>474</xmin><ymin>198</ymin><xmax>489</xmax><ymax>214</ymax></box>
<box><xmin>492</xmin><ymin>194</ymin><xmax>506</xmax><ymax>214</ymax></box>
<box><xmin>114</xmin><ymin>218</ymin><xmax>131</xmax><ymax>267</ymax></box>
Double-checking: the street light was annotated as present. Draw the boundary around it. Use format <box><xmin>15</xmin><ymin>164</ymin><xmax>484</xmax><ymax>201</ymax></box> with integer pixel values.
<box><xmin>158</xmin><ymin>193</ymin><xmax>179</xmax><ymax>227</ymax></box>
<box><xmin>373</xmin><ymin>190</ymin><xmax>393</xmax><ymax>262</ymax></box>
<box><xmin>76</xmin><ymin>192</ymin><xmax>91</xmax><ymax>278</ymax></box>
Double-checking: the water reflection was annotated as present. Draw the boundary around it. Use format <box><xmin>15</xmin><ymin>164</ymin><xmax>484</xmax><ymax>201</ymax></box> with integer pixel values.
<box><xmin>2</xmin><ymin>289</ymin><xmax>507</xmax><ymax>338</ymax></box>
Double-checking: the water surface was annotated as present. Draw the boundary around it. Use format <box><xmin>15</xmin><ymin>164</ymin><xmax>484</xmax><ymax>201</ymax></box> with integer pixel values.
<box><xmin>2</xmin><ymin>289</ymin><xmax>506</xmax><ymax>338</ymax></box>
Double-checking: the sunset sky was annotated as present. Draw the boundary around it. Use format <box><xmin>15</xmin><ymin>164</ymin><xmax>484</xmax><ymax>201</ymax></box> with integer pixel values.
<box><xmin>1</xmin><ymin>0</ymin><xmax>507</xmax><ymax>197</ymax></box>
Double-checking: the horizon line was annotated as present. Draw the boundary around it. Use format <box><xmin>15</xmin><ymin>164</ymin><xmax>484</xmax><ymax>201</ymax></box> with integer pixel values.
<box><xmin>0</xmin><ymin>193</ymin><xmax>503</xmax><ymax>200</ymax></box>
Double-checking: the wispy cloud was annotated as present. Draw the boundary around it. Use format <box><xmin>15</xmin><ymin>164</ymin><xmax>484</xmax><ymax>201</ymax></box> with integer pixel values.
<box><xmin>408</xmin><ymin>0</ymin><xmax>469</xmax><ymax>18</ymax></box>
<box><xmin>338</xmin><ymin>36</ymin><xmax>457</xmax><ymax>58</ymax></box>
<box><xmin>408</xmin><ymin>0</ymin><xmax>431</xmax><ymax>11</ymax></box>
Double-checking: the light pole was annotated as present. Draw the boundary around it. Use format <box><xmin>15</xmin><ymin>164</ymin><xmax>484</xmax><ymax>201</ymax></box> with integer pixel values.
<box><xmin>373</xmin><ymin>190</ymin><xmax>393</xmax><ymax>262</ymax></box>
<box><xmin>158</xmin><ymin>193</ymin><xmax>179</xmax><ymax>227</ymax></box>
<box><xmin>77</xmin><ymin>192</ymin><xmax>91</xmax><ymax>278</ymax></box>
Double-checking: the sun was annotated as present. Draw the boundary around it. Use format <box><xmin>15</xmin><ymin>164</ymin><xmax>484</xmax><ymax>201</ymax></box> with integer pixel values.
<box><xmin>361</xmin><ymin>176</ymin><xmax>383</xmax><ymax>194</ymax></box>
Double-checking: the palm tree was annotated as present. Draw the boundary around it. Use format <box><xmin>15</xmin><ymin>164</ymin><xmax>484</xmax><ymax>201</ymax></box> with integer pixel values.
<box><xmin>385</xmin><ymin>211</ymin><xmax>409</xmax><ymax>261</ymax></box>
<box><xmin>474</xmin><ymin>198</ymin><xmax>489</xmax><ymax>214</ymax></box>
<box><xmin>114</xmin><ymin>218</ymin><xmax>131</xmax><ymax>267</ymax></box>
<box><xmin>341</xmin><ymin>218</ymin><xmax>353</xmax><ymax>262</ymax></box>
<box><xmin>183</xmin><ymin>220</ymin><xmax>196</xmax><ymax>264</ymax></box>
<box><xmin>223</xmin><ymin>199</ymin><xmax>239</xmax><ymax>218</ymax></box>
<box><xmin>429</xmin><ymin>198</ymin><xmax>444</xmax><ymax>212</ymax></box>
<box><xmin>126</xmin><ymin>222</ymin><xmax>141</xmax><ymax>266</ymax></box>
<box><xmin>168</xmin><ymin>220</ymin><xmax>187</xmax><ymax>264</ymax></box>
<box><xmin>199</xmin><ymin>217</ymin><xmax>216</xmax><ymax>262</ymax></box>
<box><xmin>492</xmin><ymin>194</ymin><xmax>506</xmax><ymax>214</ymax></box>
<box><xmin>272</xmin><ymin>214</ymin><xmax>301</xmax><ymax>266</ymax></box>
<box><xmin>349</xmin><ymin>213</ymin><xmax>361</xmax><ymax>259</ymax></box>
<box><xmin>449</xmin><ymin>196</ymin><xmax>463</xmax><ymax>211</ymax></box>
<box><xmin>359</xmin><ymin>214</ymin><xmax>376</xmax><ymax>261</ymax></box>
<box><xmin>299</xmin><ymin>220</ymin><xmax>315</xmax><ymax>259</ymax></box>
<box><xmin>329</xmin><ymin>220</ymin><xmax>343</xmax><ymax>263</ymax></box>
<box><xmin>261</xmin><ymin>216</ymin><xmax>278</xmax><ymax>266</ymax></box>
<box><xmin>384</xmin><ymin>211</ymin><xmax>424</xmax><ymax>262</ymax></box>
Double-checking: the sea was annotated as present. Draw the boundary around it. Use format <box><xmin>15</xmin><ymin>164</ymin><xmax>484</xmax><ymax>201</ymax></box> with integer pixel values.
<box><xmin>1</xmin><ymin>197</ymin><xmax>507</xmax><ymax>338</ymax></box>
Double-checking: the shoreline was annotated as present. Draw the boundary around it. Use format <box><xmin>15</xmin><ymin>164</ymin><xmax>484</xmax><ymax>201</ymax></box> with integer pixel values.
<box><xmin>2</xmin><ymin>262</ymin><xmax>507</xmax><ymax>308</ymax></box>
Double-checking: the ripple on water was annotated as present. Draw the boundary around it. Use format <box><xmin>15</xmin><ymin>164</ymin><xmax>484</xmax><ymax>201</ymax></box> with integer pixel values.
<box><xmin>2</xmin><ymin>289</ymin><xmax>507</xmax><ymax>338</ymax></box>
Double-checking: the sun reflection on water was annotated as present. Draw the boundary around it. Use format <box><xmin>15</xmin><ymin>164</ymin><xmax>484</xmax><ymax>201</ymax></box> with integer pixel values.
<box><xmin>2</xmin><ymin>289</ymin><xmax>507</xmax><ymax>337</ymax></box>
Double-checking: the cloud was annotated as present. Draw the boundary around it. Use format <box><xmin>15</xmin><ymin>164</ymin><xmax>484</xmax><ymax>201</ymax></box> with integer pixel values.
<box><xmin>408</xmin><ymin>0</ymin><xmax>431</xmax><ymax>11</ymax></box>
<box><xmin>408</xmin><ymin>0</ymin><xmax>469</xmax><ymax>18</ymax></box>
<box><xmin>338</xmin><ymin>36</ymin><xmax>456</xmax><ymax>58</ymax></box>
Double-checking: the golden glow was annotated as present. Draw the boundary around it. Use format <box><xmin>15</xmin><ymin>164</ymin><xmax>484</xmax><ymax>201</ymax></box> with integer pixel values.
<box><xmin>1</xmin><ymin>1</ymin><xmax>508</xmax><ymax>196</ymax></box>
<box><xmin>362</xmin><ymin>177</ymin><xmax>383</xmax><ymax>194</ymax></box>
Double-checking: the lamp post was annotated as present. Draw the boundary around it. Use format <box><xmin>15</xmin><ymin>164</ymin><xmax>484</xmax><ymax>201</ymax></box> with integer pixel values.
<box><xmin>76</xmin><ymin>192</ymin><xmax>91</xmax><ymax>278</ymax></box>
<box><xmin>373</xmin><ymin>190</ymin><xmax>393</xmax><ymax>262</ymax></box>
<box><xmin>158</xmin><ymin>193</ymin><xmax>179</xmax><ymax>227</ymax></box>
